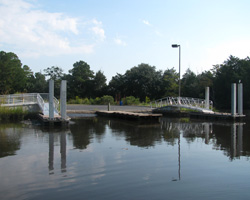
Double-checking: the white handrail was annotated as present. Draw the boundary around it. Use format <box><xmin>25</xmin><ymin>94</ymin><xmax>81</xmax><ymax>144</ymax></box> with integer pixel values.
<box><xmin>0</xmin><ymin>93</ymin><xmax>60</xmax><ymax>115</ymax></box>
<box><xmin>150</xmin><ymin>96</ymin><xmax>213</xmax><ymax>111</ymax></box>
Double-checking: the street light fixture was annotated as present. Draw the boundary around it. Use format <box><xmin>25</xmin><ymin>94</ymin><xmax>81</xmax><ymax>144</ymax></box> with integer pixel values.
<box><xmin>172</xmin><ymin>44</ymin><xmax>181</xmax><ymax>98</ymax></box>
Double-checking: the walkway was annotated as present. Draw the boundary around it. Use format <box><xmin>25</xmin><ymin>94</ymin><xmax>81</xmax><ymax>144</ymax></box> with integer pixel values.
<box><xmin>150</xmin><ymin>96</ymin><xmax>214</xmax><ymax>113</ymax></box>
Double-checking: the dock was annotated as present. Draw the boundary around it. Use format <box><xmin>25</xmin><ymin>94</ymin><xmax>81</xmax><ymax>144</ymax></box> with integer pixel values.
<box><xmin>96</xmin><ymin>111</ymin><xmax>162</xmax><ymax>120</ymax></box>
<box><xmin>189</xmin><ymin>112</ymin><xmax>246</xmax><ymax>120</ymax></box>
<box><xmin>38</xmin><ymin>114</ymin><xmax>70</xmax><ymax>125</ymax></box>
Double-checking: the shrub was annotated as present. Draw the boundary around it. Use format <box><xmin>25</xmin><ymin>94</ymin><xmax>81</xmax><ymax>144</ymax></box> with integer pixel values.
<box><xmin>122</xmin><ymin>96</ymin><xmax>140</xmax><ymax>105</ymax></box>
<box><xmin>101</xmin><ymin>95</ymin><xmax>114</xmax><ymax>105</ymax></box>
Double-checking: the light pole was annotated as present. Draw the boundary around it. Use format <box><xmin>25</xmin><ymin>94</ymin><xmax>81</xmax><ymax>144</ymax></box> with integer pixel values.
<box><xmin>172</xmin><ymin>44</ymin><xmax>181</xmax><ymax>98</ymax></box>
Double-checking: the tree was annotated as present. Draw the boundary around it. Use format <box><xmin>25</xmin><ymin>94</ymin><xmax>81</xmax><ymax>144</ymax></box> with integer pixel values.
<box><xmin>181</xmin><ymin>68</ymin><xmax>198</xmax><ymax>98</ymax></box>
<box><xmin>162</xmin><ymin>68</ymin><xmax>179</xmax><ymax>97</ymax></box>
<box><xmin>43</xmin><ymin>66</ymin><xmax>63</xmax><ymax>80</ymax></box>
<box><xmin>67</xmin><ymin>61</ymin><xmax>95</xmax><ymax>98</ymax></box>
<box><xmin>93</xmin><ymin>70</ymin><xmax>107</xmax><ymax>97</ymax></box>
<box><xmin>123</xmin><ymin>63</ymin><xmax>163</xmax><ymax>100</ymax></box>
<box><xmin>213</xmin><ymin>55</ymin><xmax>250</xmax><ymax>109</ymax></box>
<box><xmin>0</xmin><ymin>51</ymin><xmax>26</xmax><ymax>94</ymax></box>
<box><xmin>43</xmin><ymin>66</ymin><xmax>64</xmax><ymax>98</ymax></box>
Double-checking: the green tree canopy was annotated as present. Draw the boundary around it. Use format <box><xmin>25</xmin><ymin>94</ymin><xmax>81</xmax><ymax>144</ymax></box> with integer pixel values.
<box><xmin>67</xmin><ymin>61</ymin><xmax>95</xmax><ymax>98</ymax></box>
<box><xmin>0</xmin><ymin>51</ymin><xmax>26</xmax><ymax>94</ymax></box>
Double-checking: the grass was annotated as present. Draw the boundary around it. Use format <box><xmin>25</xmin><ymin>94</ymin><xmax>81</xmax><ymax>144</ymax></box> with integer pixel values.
<box><xmin>0</xmin><ymin>106</ymin><xmax>29</xmax><ymax>121</ymax></box>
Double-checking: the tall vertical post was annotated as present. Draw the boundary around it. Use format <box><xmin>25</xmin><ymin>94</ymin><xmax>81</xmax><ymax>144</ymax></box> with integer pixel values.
<box><xmin>60</xmin><ymin>80</ymin><xmax>67</xmax><ymax>120</ymax></box>
<box><xmin>238</xmin><ymin>83</ymin><xmax>243</xmax><ymax>115</ymax></box>
<box><xmin>231</xmin><ymin>83</ymin><xmax>236</xmax><ymax>116</ymax></box>
<box><xmin>49</xmin><ymin>79</ymin><xmax>54</xmax><ymax>119</ymax></box>
<box><xmin>178</xmin><ymin>45</ymin><xmax>181</xmax><ymax>99</ymax></box>
<box><xmin>205</xmin><ymin>87</ymin><xmax>209</xmax><ymax>109</ymax></box>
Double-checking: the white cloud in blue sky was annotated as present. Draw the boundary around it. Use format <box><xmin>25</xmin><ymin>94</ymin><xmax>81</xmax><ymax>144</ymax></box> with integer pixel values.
<box><xmin>1</xmin><ymin>0</ymin><xmax>250</xmax><ymax>82</ymax></box>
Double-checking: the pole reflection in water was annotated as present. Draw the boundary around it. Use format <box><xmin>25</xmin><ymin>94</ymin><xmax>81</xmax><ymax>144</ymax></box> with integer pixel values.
<box><xmin>60</xmin><ymin>132</ymin><xmax>67</xmax><ymax>173</ymax></box>
<box><xmin>231</xmin><ymin>123</ymin><xmax>243</xmax><ymax>159</ymax></box>
<box><xmin>48</xmin><ymin>131</ymin><xmax>67</xmax><ymax>175</ymax></box>
<box><xmin>178</xmin><ymin>131</ymin><xmax>181</xmax><ymax>181</ymax></box>
<box><xmin>49</xmin><ymin>133</ymin><xmax>54</xmax><ymax>174</ymax></box>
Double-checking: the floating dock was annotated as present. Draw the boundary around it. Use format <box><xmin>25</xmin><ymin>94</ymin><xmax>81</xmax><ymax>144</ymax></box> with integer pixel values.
<box><xmin>96</xmin><ymin>111</ymin><xmax>162</xmax><ymax>120</ymax></box>
<box><xmin>189</xmin><ymin>112</ymin><xmax>246</xmax><ymax>120</ymax></box>
<box><xmin>38</xmin><ymin>114</ymin><xmax>70</xmax><ymax>125</ymax></box>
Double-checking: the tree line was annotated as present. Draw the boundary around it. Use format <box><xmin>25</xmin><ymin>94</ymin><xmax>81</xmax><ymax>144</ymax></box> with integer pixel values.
<box><xmin>1</xmin><ymin>51</ymin><xmax>250</xmax><ymax>109</ymax></box>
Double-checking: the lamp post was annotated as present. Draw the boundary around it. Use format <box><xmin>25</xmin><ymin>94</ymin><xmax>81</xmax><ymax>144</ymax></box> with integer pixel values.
<box><xmin>172</xmin><ymin>44</ymin><xmax>181</xmax><ymax>98</ymax></box>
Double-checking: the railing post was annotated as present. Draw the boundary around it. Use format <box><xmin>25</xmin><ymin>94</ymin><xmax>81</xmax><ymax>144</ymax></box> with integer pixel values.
<box><xmin>49</xmin><ymin>79</ymin><xmax>54</xmax><ymax>119</ymax></box>
<box><xmin>60</xmin><ymin>80</ymin><xmax>67</xmax><ymax>120</ymax></box>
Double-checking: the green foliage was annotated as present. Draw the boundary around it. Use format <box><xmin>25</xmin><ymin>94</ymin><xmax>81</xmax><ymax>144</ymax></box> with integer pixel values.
<box><xmin>122</xmin><ymin>96</ymin><xmax>140</xmax><ymax>105</ymax></box>
<box><xmin>162</xmin><ymin>68</ymin><xmax>179</xmax><ymax>97</ymax></box>
<box><xmin>109</xmin><ymin>63</ymin><xmax>164</xmax><ymax>100</ymax></box>
<box><xmin>68</xmin><ymin>95</ymin><xmax>114</xmax><ymax>105</ymax></box>
<box><xmin>0</xmin><ymin>106</ymin><xmax>28</xmax><ymax>121</ymax></box>
<box><xmin>100</xmin><ymin>95</ymin><xmax>114</xmax><ymax>105</ymax></box>
<box><xmin>145</xmin><ymin>96</ymin><xmax>150</xmax><ymax>103</ymax></box>
<box><xmin>68</xmin><ymin>96</ymin><xmax>90</xmax><ymax>104</ymax></box>
<box><xmin>0</xmin><ymin>51</ymin><xmax>26</xmax><ymax>94</ymax></box>
<box><xmin>213</xmin><ymin>55</ymin><xmax>250</xmax><ymax>109</ymax></box>
<box><xmin>67</xmin><ymin>61</ymin><xmax>95</xmax><ymax>99</ymax></box>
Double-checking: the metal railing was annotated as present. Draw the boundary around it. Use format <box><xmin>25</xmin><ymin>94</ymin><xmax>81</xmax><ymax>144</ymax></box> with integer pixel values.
<box><xmin>150</xmin><ymin>96</ymin><xmax>213</xmax><ymax>111</ymax></box>
<box><xmin>0</xmin><ymin>93</ymin><xmax>60</xmax><ymax>114</ymax></box>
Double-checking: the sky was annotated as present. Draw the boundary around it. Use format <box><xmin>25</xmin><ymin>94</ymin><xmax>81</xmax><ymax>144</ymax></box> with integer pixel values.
<box><xmin>1</xmin><ymin>0</ymin><xmax>250</xmax><ymax>82</ymax></box>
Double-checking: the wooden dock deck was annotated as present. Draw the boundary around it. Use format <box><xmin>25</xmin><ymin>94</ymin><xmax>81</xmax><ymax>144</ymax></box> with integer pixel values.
<box><xmin>96</xmin><ymin>111</ymin><xmax>162</xmax><ymax>120</ymax></box>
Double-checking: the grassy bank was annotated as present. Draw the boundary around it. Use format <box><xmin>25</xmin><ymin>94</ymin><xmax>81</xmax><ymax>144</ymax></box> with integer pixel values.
<box><xmin>0</xmin><ymin>106</ymin><xmax>29</xmax><ymax>121</ymax></box>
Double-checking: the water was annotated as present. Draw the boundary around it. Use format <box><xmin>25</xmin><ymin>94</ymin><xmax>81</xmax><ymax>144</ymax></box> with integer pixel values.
<box><xmin>0</xmin><ymin>117</ymin><xmax>250</xmax><ymax>200</ymax></box>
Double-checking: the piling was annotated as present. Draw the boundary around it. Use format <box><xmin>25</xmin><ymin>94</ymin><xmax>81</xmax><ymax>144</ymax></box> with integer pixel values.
<box><xmin>205</xmin><ymin>87</ymin><xmax>209</xmax><ymax>109</ymax></box>
<box><xmin>49</xmin><ymin>80</ymin><xmax>54</xmax><ymax>119</ymax></box>
<box><xmin>60</xmin><ymin>80</ymin><xmax>67</xmax><ymax>120</ymax></box>
<box><xmin>238</xmin><ymin>83</ymin><xmax>243</xmax><ymax>115</ymax></box>
<box><xmin>231</xmin><ymin>83</ymin><xmax>236</xmax><ymax>116</ymax></box>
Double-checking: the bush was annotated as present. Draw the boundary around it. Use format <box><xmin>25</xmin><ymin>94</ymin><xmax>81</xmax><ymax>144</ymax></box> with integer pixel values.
<box><xmin>122</xmin><ymin>96</ymin><xmax>140</xmax><ymax>105</ymax></box>
<box><xmin>101</xmin><ymin>95</ymin><xmax>114</xmax><ymax>105</ymax></box>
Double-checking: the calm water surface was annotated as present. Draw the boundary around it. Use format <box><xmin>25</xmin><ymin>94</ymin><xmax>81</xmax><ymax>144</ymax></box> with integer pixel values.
<box><xmin>1</xmin><ymin>116</ymin><xmax>250</xmax><ymax>200</ymax></box>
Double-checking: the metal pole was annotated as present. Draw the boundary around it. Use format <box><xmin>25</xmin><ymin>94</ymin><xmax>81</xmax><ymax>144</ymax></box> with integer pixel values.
<box><xmin>49</xmin><ymin>79</ymin><xmax>54</xmax><ymax>119</ymax></box>
<box><xmin>60</xmin><ymin>80</ymin><xmax>67</xmax><ymax>120</ymax></box>
<box><xmin>179</xmin><ymin>45</ymin><xmax>181</xmax><ymax>98</ymax></box>
<box><xmin>231</xmin><ymin>83</ymin><xmax>236</xmax><ymax>116</ymax></box>
<box><xmin>238</xmin><ymin>83</ymin><xmax>243</xmax><ymax>115</ymax></box>
<box><xmin>205</xmin><ymin>87</ymin><xmax>209</xmax><ymax>109</ymax></box>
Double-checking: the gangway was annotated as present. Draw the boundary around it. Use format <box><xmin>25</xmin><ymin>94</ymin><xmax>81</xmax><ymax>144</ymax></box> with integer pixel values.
<box><xmin>150</xmin><ymin>96</ymin><xmax>214</xmax><ymax>113</ymax></box>
<box><xmin>0</xmin><ymin>93</ymin><xmax>60</xmax><ymax>116</ymax></box>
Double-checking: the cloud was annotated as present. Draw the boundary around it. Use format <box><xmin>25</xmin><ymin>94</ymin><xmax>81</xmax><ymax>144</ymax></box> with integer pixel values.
<box><xmin>0</xmin><ymin>0</ymin><xmax>104</xmax><ymax>57</ymax></box>
<box><xmin>142</xmin><ymin>20</ymin><xmax>151</xmax><ymax>26</ymax></box>
<box><xmin>114</xmin><ymin>37</ymin><xmax>127</xmax><ymax>46</ymax></box>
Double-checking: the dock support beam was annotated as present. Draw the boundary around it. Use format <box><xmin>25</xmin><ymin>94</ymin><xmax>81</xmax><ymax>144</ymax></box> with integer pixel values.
<box><xmin>60</xmin><ymin>80</ymin><xmax>67</xmax><ymax>120</ymax></box>
<box><xmin>231</xmin><ymin>83</ymin><xmax>236</xmax><ymax>116</ymax></box>
<box><xmin>49</xmin><ymin>79</ymin><xmax>54</xmax><ymax>119</ymax></box>
<box><xmin>238</xmin><ymin>83</ymin><xmax>243</xmax><ymax>115</ymax></box>
<box><xmin>205</xmin><ymin>87</ymin><xmax>209</xmax><ymax>109</ymax></box>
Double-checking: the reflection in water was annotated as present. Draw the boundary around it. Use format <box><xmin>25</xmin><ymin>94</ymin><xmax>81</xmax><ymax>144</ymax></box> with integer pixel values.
<box><xmin>49</xmin><ymin>133</ymin><xmax>54</xmax><ymax>173</ymax></box>
<box><xmin>231</xmin><ymin>123</ymin><xmax>243</xmax><ymax>159</ymax></box>
<box><xmin>0</xmin><ymin>124</ymin><xmax>21</xmax><ymax>158</ymax></box>
<box><xmin>48</xmin><ymin>130</ymin><xmax>67</xmax><ymax>175</ymax></box>
<box><xmin>69</xmin><ymin>117</ymin><xmax>246</xmax><ymax>161</ymax></box>
<box><xmin>0</xmin><ymin>119</ymin><xmax>250</xmax><ymax>200</ymax></box>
